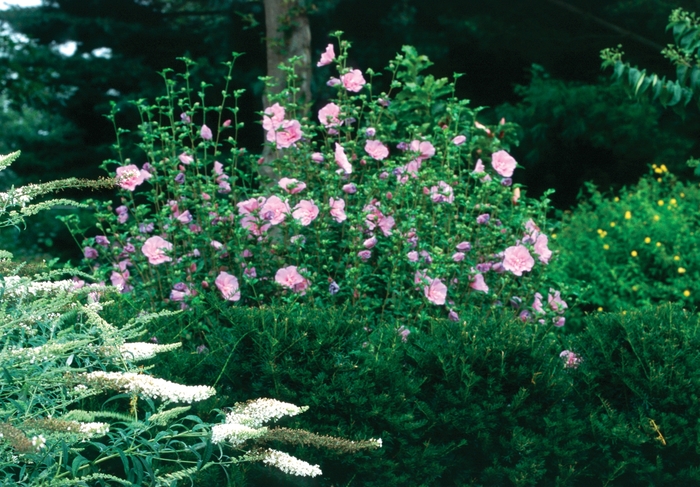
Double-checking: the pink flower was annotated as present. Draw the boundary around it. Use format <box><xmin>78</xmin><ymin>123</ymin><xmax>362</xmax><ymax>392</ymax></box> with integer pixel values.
<box><xmin>534</xmin><ymin>234</ymin><xmax>552</xmax><ymax>264</ymax></box>
<box><xmin>452</xmin><ymin>135</ymin><xmax>466</xmax><ymax>145</ymax></box>
<box><xmin>475</xmin><ymin>121</ymin><xmax>492</xmax><ymax>135</ymax></box>
<box><xmin>329</xmin><ymin>197</ymin><xmax>347</xmax><ymax>223</ymax></box>
<box><xmin>141</xmin><ymin>236</ymin><xmax>173</xmax><ymax>265</ymax></box>
<box><xmin>378</xmin><ymin>214</ymin><xmax>395</xmax><ymax>236</ymax></box>
<box><xmin>215</xmin><ymin>271</ymin><xmax>241</xmax><ymax>301</ymax></box>
<box><xmin>334</xmin><ymin>143</ymin><xmax>352</xmax><ymax>174</ymax></box>
<box><xmin>318</xmin><ymin>102</ymin><xmax>341</xmax><ymax>127</ymax></box>
<box><xmin>317</xmin><ymin>44</ymin><xmax>335</xmax><ymax>66</ymax></box>
<box><xmin>292</xmin><ymin>200</ymin><xmax>319</xmax><ymax>226</ymax></box>
<box><xmin>262</xmin><ymin>103</ymin><xmax>285</xmax><ymax>131</ymax></box>
<box><xmin>560</xmin><ymin>350</ymin><xmax>581</xmax><ymax>368</ymax></box>
<box><xmin>424</xmin><ymin>276</ymin><xmax>447</xmax><ymax>305</ymax></box>
<box><xmin>502</xmin><ymin>245</ymin><xmax>535</xmax><ymax>276</ymax></box>
<box><xmin>365</xmin><ymin>140</ymin><xmax>389</xmax><ymax>160</ymax></box>
<box><xmin>340</xmin><ymin>69</ymin><xmax>366</xmax><ymax>92</ymax></box>
<box><xmin>452</xmin><ymin>252</ymin><xmax>465</xmax><ymax>262</ymax></box>
<box><xmin>311</xmin><ymin>152</ymin><xmax>324</xmax><ymax>163</ymax></box>
<box><xmin>260</xmin><ymin>195</ymin><xmax>290</xmax><ymax>225</ymax></box>
<box><xmin>200</xmin><ymin>124</ymin><xmax>213</xmax><ymax>141</ymax></box>
<box><xmin>363</xmin><ymin>236</ymin><xmax>377</xmax><ymax>249</ymax></box>
<box><xmin>110</xmin><ymin>270</ymin><xmax>129</xmax><ymax>292</ymax></box>
<box><xmin>116</xmin><ymin>165</ymin><xmax>151</xmax><ymax>191</ymax></box>
<box><xmin>275</xmin><ymin>265</ymin><xmax>305</xmax><ymax>289</ymax></box>
<box><xmin>405</xmin><ymin>159</ymin><xmax>422</xmax><ymax>176</ymax></box>
<box><xmin>456</xmin><ymin>241</ymin><xmax>471</xmax><ymax>252</ymax></box>
<box><xmin>179</xmin><ymin>152</ymin><xmax>194</xmax><ymax>165</ymax></box>
<box><xmin>473</xmin><ymin>159</ymin><xmax>485</xmax><ymax>173</ymax></box>
<box><xmin>84</xmin><ymin>246</ymin><xmax>98</xmax><ymax>259</ymax></box>
<box><xmin>512</xmin><ymin>187</ymin><xmax>521</xmax><ymax>204</ymax></box>
<box><xmin>554</xmin><ymin>317</ymin><xmax>566</xmax><ymax>327</ymax></box>
<box><xmin>410</xmin><ymin>140</ymin><xmax>436</xmax><ymax>160</ymax></box>
<box><xmin>210</xmin><ymin>240</ymin><xmax>224</xmax><ymax>250</ymax></box>
<box><xmin>358</xmin><ymin>250</ymin><xmax>372</xmax><ymax>261</ymax></box>
<box><xmin>491</xmin><ymin>150</ymin><xmax>517</xmax><ymax>177</ymax></box>
<box><xmin>470</xmin><ymin>273</ymin><xmax>489</xmax><ymax>293</ymax></box>
<box><xmin>407</xmin><ymin>251</ymin><xmax>418</xmax><ymax>262</ymax></box>
<box><xmin>268</xmin><ymin>119</ymin><xmax>303</xmax><ymax>148</ymax></box>
<box><xmin>237</xmin><ymin>197</ymin><xmax>265</xmax><ymax>215</ymax></box>
<box><xmin>532</xmin><ymin>292</ymin><xmax>544</xmax><ymax>314</ymax></box>
<box><xmin>176</xmin><ymin>210</ymin><xmax>192</xmax><ymax>224</ymax></box>
<box><xmin>342</xmin><ymin>183</ymin><xmax>357</xmax><ymax>194</ymax></box>
<box><xmin>548</xmin><ymin>289</ymin><xmax>568</xmax><ymax>313</ymax></box>
<box><xmin>430</xmin><ymin>181</ymin><xmax>454</xmax><ymax>203</ymax></box>
<box><xmin>213</xmin><ymin>160</ymin><xmax>224</xmax><ymax>175</ymax></box>
<box><xmin>170</xmin><ymin>284</ymin><xmax>191</xmax><ymax>302</ymax></box>
<box><xmin>223</xmin><ymin>119</ymin><xmax>232</xmax><ymax>127</ymax></box>
<box><xmin>278</xmin><ymin>177</ymin><xmax>307</xmax><ymax>194</ymax></box>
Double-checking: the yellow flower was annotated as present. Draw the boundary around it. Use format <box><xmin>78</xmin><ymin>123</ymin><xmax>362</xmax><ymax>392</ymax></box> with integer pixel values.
<box><xmin>680</xmin><ymin>192</ymin><xmax>685</xmax><ymax>198</ymax></box>
<box><xmin>610</xmin><ymin>222</ymin><xmax>616</xmax><ymax>227</ymax></box>
<box><xmin>684</xmin><ymin>290</ymin><xmax>691</xmax><ymax>297</ymax></box>
<box><xmin>674</xmin><ymin>255</ymin><xmax>680</xmax><ymax>261</ymax></box>
<box><xmin>653</xmin><ymin>215</ymin><xmax>660</xmax><ymax>221</ymax></box>
<box><xmin>670</xmin><ymin>198</ymin><xmax>677</xmax><ymax>205</ymax></box>
<box><xmin>656</xmin><ymin>242</ymin><xmax>662</xmax><ymax>247</ymax></box>
<box><xmin>660</xmin><ymin>164</ymin><xmax>668</xmax><ymax>172</ymax></box>
<box><xmin>551</xmin><ymin>233</ymin><xmax>557</xmax><ymax>239</ymax></box>
<box><xmin>631</xmin><ymin>250</ymin><xmax>638</xmax><ymax>257</ymax></box>
<box><xmin>597</xmin><ymin>307</ymin><xmax>603</xmax><ymax>312</ymax></box>
<box><xmin>678</xmin><ymin>267</ymin><xmax>686</xmax><ymax>274</ymax></box>
<box><xmin>622</xmin><ymin>310</ymin><xmax>627</xmax><ymax>315</ymax></box>
<box><xmin>598</xmin><ymin>229</ymin><xmax>607</xmax><ymax>238</ymax></box>
<box><xmin>603</xmin><ymin>244</ymin><xmax>610</xmax><ymax>250</ymax></box>
<box><xmin>614</xmin><ymin>197</ymin><xmax>620</xmax><ymax>202</ymax></box>
<box><xmin>624</xmin><ymin>211</ymin><xmax>631</xmax><ymax>219</ymax></box>
<box><xmin>657</xmin><ymin>200</ymin><xmax>664</xmax><ymax>206</ymax></box>
<box><xmin>658</xmin><ymin>177</ymin><xmax>662</xmax><ymax>182</ymax></box>
<box><xmin>644</xmin><ymin>237</ymin><xmax>651</xmax><ymax>244</ymax></box>
<box><xmin>632</xmin><ymin>285</ymin><xmax>639</xmax><ymax>292</ymax></box>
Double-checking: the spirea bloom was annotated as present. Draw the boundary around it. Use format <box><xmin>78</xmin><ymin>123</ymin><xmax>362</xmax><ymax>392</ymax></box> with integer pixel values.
<box><xmin>200</xmin><ymin>124</ymin><xmax>213</xmax><ymax>140</ymax></box>
<box><xmin>292</xmin><ymin>200</ymin><xmax>319</xmax><ymax>226</ymax></box>
<box><xmin>490</xmin><ymin>150</ymin><xmax>517</xmax><ymax>177</ymax></box>
<box><xmin>341</xmin><ymin>69</ymin><xmax>366</xmax><ymax>92</ymax></box>
<box><xmin>317</xmin><ymin>43</ymin><xmax>335</xmax><ymax>66</ymax></box>
<box><xmin>534</xmin><ymin>234</ymin><xmax>552</xmax><ymax>264</ymax></box>
<box><xmin>365</xmin><ymin>140</ymin><xmax>389</xmax><ymax>160</ymax></box>
<box><xmin>83</xmin><ymin>371</ymin><xmax>214</xmax><ymax>404</ymax></box>
<box><xmin>318</xmin><ymin>102</ymin><xmax>341</xmax><ymax>127</ymax></box>
<box><xmin>424</xmin><ymin>277</ymin><xmax>447</xmax><ymax>305</ymax></box>
<box><xmin>141</xmin><ymin>236</ymin><xmax>173</xmax><ymax>265</ymax></box>
<box><xmin>260</xmin><ymin>196</ymin><xmax>290</xmax><ymax>225</ymax></box>
<box><xmin>502</xmin><ymin>245</ymin><xmax>535</xmax><ymax>276</ymax></box>
<box><xmin>278</xmin><ymin>177</ymin><xmax>306</xmax><ymax>194</ymax></box>
<box><xmin>334</xmin><ymin>143</ymin><xmax>352</xmax><ymax>174</ymax></box>
<box><xmin>275</xmin><ymin>266</ymin><xmax>305</xmax><ymax>290</ymax></box>
<box><xmin>215</xmin><ymin>271</ymin><xmax>241</xmax><ymax>301</ymax></box>
<box><xmin>116</xmin><ymin>164</ymin><xmax>151</xmax><ymax>191</ymax></box>
<box><xmin>329</xmin><ymin>197</ymin><xmax>347</xmax><ymax>223</ymax></box>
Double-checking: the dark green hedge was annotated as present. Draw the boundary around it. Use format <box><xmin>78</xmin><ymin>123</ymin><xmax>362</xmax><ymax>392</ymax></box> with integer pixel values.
<box><xmin>150</xmin><ymin>303</ymin><xmax>700</xmax><ymax>486</ymax></box>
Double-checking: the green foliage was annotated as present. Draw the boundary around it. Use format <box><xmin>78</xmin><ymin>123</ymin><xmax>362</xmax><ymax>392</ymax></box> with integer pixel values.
<box><xmin>549</xmin><ymin>166</ymin><xmax>700</xmax><ymax>327</ymax></box>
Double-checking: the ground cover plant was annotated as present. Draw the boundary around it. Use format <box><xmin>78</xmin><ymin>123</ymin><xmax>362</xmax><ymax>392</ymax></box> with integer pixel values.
<box><xmin>63</xmin><ymin>34</ymin><xmax>569</xmax><ymax>339</ymax></box>
<box><xmin>0</xmin><ymin>152</ymin><xmax>379</xmax><ymax>486</ymax></box>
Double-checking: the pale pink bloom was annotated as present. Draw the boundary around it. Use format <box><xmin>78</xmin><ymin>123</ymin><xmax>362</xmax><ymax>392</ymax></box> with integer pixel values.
<box><xmin>409</xmin><ymin>140</ymin><xmax>435</xmax><ymax>160</ymax></box>
<box><xmin>456</xmin><ymin>241</ymin><xmax>471</xmax><ymax>252</ymax></box>
<box><xmin>474</xmin><ymin>121</ymin><xmax>492</xmax><ymax>135</ymax></box>
<box><xmin>223</xmin><ymin>119</ymin><xmax>232</xmax><ymax>127</ymax></box>
<box><xmin>560</xmin><ymin>350</ymin><xmax>581</xmax><ymax>368</ymax></box>
<box><xmin>141</xmin><ymin>236</ymin><xmax>173</xmax><ymax>265</ymax></box>
<box><xmin>448</xmin><ymin>309</ymin><xmax>460</xmax><ymax>322</ymax></box>
<box><xmin>502</xmin><ymin>245</ymin><xmax>535</xmax><ymax>276</ymax></box>
<box><xmin>452</xmin><ymin>252</ymin><xmax>465</xmax><ymax>262</ymax></box>
<box><xmin>116</xmin><ymin>165</ymin><xmax>150</xmax><ymax>191</ymax></box>
<box><xmin>176</xmin><ymin>210</ymin><xmax>192</xmax><ymax>224</ymax></box>
<box><xmin>452</xmin><ymin>135</ymin><xmax>466</xmax><ymax>145</ymax></box>
<box><xmin>342</xmin><ymin>183</ymin><xmax>357</xmax><ymax>194</ymax></box>
<box><xmin>242</xmin><ymin>249</ymin><xmax>253</xmax><ymax>258</ymax></box>
<box><xmin>237</xmin><ymin>197</ymin><xmax>265</xmax><ymax>215</ymax></box>
<box><xmin>110</xmin><ymin>270</ymin><xmax>129</xmax><ymax>292</ymax></box>
<box><xmin>292</xmin><ymin>200</ymin><xmax>319</xmax><ymax>226</ymax></box>
<box><xmin>405</xmin><ymin>159</ymin><xmax>422</xmax><ymax>176</ymax></box>
<box><xmin>363</xmin><ymin>236</ymin><xmax>377</xmax><ymax>249</ymax></box>
<box><xmin>318</xmin><ymin>102</ymin><xmax>341</xmax><ymax>127</ymax></box>
<box><xmin>317</xmin><ymin>43</ymin><xmax>336</xmax><ymax>66</ymax></box>
<box><xmin>534</xmin><ymin>234</ymin><xmax>552</xmax><ymax>264</ymax></box>
<box><xmin>430</xmin><ymin>181</ymin><xmax>454</xmax><ymax>203</ymax></box>
<box><xmin>407</xmin><ymin>251</ymin><xmax>419</xmax><ymax>262</ymax></box>
<box><xmin>414</xmin><ymin>270</ymin><xmax>428</xmax><ymax>285</ymax></box>
<box><xmin>329</xmin><ymin>197</ymin><xmax>347</xmax><ymax>223</ymax></box>
<box><xmin>424</xmin><ymin>277</ymin><xmax>447</xmax><ymax>305</ymax></box>
<box><xmin>179</xmin><ymin>152</ymin><xmax>194</xmax><ymax>165</ymax></box>
<box><xmin>470</xmin><ymin>273</ymin><xmax>489</xmax><ymax>293</ymax></box>
<box><xmin>512</xmin><ymin>187</ymin><xmax>521</xmax><ymax>204</ymax></box>
<box><xmin>525</xmin><ymin>219</ymin><xmax>541</xmax><ymax>239</ymax></box>
<box><xmin>311</xmin><ymin>152</ymin><xmax>324</xmax><ymax>163</ymax></box>
<box><xmin>262</xmin><ymin>103</ymin><xmax>285</xmax><ymax>131</ymax></box>
<box><xmin>240</xmin><ymin>215</ymin><xmax>270</xmax><ymax>236</ymax></box>
<box><xmin>532</xmin><ymin>292</ymin><xmax>544</xmax><ymax>314</ymax></box>
<box><xmin>260</xmin><ymin>195</ymin><xmax>290</xmax><ymax>225</ymax></box>
<box><xmin>365</xmin><ymin>140</ymin><xmax>389</xmax><ymax>160</ymax></box>
<box><xmin>278</xmin><ymin>177</ymin><xmax>307</xmax><ymax>194</ymax></box>
<box><xmin>200</xmin><ymin>124</ymin><xmax>213</xmax><ymax>141</ymax></box>
<box><xmin>473</xmin><ymin>159</ymin><xmax>485</xmax><ymax>173</ymax></box>
<box><xmin>334</xmin><ymin>143</ymin><xmax>352</xmax><ymax>174</ymax></box>
<box><xmin>268</xmin><ymin>119</ymin><xmax>303</xmax><ymax>148</ymax></box>
<box><xmin>170</xmin><ymin>284</ymin><xmax>191</xmax><ymax>302</ymax></box>
<box><xmin>210</xmin><ymin>240</ymin><xmax>224</xmax><ymax>250</ymax></box>
<box><xmin>548</xmin><ymin>289</ymin><xmax>568</xmax><ymax>313</ymax></box>
<box><xmin>377</xmin><ymin>214</ymin><xmax>395</xmax><ymax>236</ymax></box>
<box><xmin>275</xmin><ymin>265</ymin><xmax>305</xmax><ymax>289</ymax></box>
<box><xmin>213</xmin><ymin>160</ymin><xmax>224</xmax><ymax>175</ymax></box>
<box><xmin>358</xmin><ymin>250</ymin><xmax>372</xmax><ymax>261</ymax></box>
<box><xmin>84</xmin><ymin>246</ymin><xmax>98</xmax><ymax>259</ymax></box>
<box><xmin>340</xmin><ymin>69</ymin><xmax>366</xmax><ymax>92</ymax></box>
<box><xmin>491</xmin><ymin>150</ymin><xmax>517</xmax><ymax>177</ymax></box>
<box><xmin>215</xmin><ymin>271</ymin><xmax>241</xmax><ymax>301</ymax></box>
<box><xmin>554</xmin><ymin>317</ymin><xmax>566</xmax><ymax>327</ymax></box>
<box><xmin>398</xmin><ymin>326</ymin><xmax>411</xmax><ymax>342</ymax></box>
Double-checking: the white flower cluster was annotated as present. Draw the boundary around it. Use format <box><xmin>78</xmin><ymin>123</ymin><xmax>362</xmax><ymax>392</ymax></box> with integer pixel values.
<box><xmin>211</xmin><ymin>422</ymin><xmax>266</xmax><ymax>447</ymax></box>
<box><xmin>31</xmin><ymin>434</ymin><xmax>46</xmax><ymax>451</ymax></box>
<box><xmin>227</xmin><ymin>398</ymin><xmax>308</xmax><ymax>428</ymax></box>
<box><xmin>83</xmin><ymin>371</ymin><xmax>216</xmax><ymax>404</ymax></box>
<box><xmin>2</xmin><ymin>276</ymin><xmax>74</xmax><ymax>297</ymax></box>
<box><xmin>262</xmin><ymin>449</ymin><xmax>322</xmax><ymax>477</ymax></box>
<box><xmin>77</xmin><ymin>422</ymin><xmax>109</xmax><ymax>437</ymax></box>
<box><xmin>0</xmin><ymin>185</ymin><xmax>34</xmax><ymax>208</ymax></box>
<box><xmin>119</xmin><ymin>342</ymin><xmax>181</xmax><ymax>362</ymax></box>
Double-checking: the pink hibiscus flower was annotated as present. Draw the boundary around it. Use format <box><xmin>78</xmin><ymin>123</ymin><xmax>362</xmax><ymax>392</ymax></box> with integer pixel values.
<box><xmin>548</xmin><ymin>289</ymin><xmax>568</xmax><ymax>313</ymax></box>
<box><xmin>237</xmin><ymin>197</ymin><xmax>265</xmax><ymax>215</ymax></box>
<box><xmin>534</xmin><ymin>234</ymin><xmax>552</xmax><ymax>264</ymax></box>
<box><xmin>532</xmin><ymin>292</ymin><xmax>544</xmax><ymax>314</ymax></box>
<box><xmin>215</xmin><ymin>271</ymin><xmax>241</xmax><ymax>301</ymax></box>
<box><xmin>318</xmin><ymin>102</ymin><xmax>341</xmax><ymax>127</ymax></box>
<box><xmin>116</xmin><ymin>164</ymin><xmax>151</xmax><ymax>191</ymax></box>
<box><xmin>317</xmin><ymin>43</ymin><xmax>335</xmax><ymax>66</ymax></box>
<box><xmin>365</xmin><ymin>140</ymin><xmax>389</xmax><ymax>160</ymax></box>
<box><xmin>410</xmin><ymin>140</ymin><xmax>436</xmax><ymax>160</ymax></box>
<box><xmin>334</xmin><ymin>143</ymin><xmax>352</xmax><ymax>174</ymax></box>
<box><xmin>470</xmin><ymin>273</ymin><xmax>489</xmax><ymax>293</ymax></box>
<box><xmin>278</xmin><ymin>177</ymin><xmax>307</xmax><ymax>194</ymax></box>
<box><xmin>340</xmin><ymin>69</ymin><xmax>366</xmax><ymax>92</ymax></box>
<box><xmin>179</xmin><ymin>152</ymin><xmax>193</xmax><ymax>165</ymax></box>
<box><xmin>491</xmin><ymin>150</ymin><xmax>517</xmax><ymax>177</ymax></box>
<box><xmin>292</xmin><ymin>200</ymin><xmax>319</xmax><ymax>226</ymax></box>
<box><xmin>262</xmin><ymin>103</ymin><xmax>285</xmax><ymax>132</ymax></box>
<box><xmin>200</xmin><ymin>124</ymin><xmax>213</xmax><ymax>141</ymax></box>
<box><xmin>329</xmin><ymin>197</ymin><xmax>347</xmax><ymax>223</ymax></box>
<box><xmin>275</xmin><ymin>265</ymin><xmax>305</xmax><ymax>289</ymax></box>
<box><xmin>141</xmin><ymin>236</ymin><xmax>173</xmax><ymax>265</ymax></box>
<box><xmin>430</xmin><ymin>181</ymin><xmax>454</xmax><ymax>203</ymax></box>
<box><xmin>424</xmin><ymin>277</ymin><xmax>447</xmax><ymax>305</ymax></box>
<box><xmin>268</xmin><ymin>119</ymin><xmax>303</xmax><ymax>148</ymax></box>
<box><xmin>260</xmin><ymin>195</ymin><xmax>290</xmax><ymax>225</ymax></box>
<box><xmin>502</xmin><ymin>245</ymin><xmax>535</xmax><ymax>276</ymax></box>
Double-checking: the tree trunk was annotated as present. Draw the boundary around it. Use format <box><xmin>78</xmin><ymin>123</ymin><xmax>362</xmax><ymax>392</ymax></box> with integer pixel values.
<box><xmin>263</xmin><ymin>0</ymin><xmax>311</xmax><ymax>107</ymax></box>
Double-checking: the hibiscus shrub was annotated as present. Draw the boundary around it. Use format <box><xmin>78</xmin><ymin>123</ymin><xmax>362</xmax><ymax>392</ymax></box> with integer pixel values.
<box><xmin>549</xmin><ymin>164</ymin><xmax>700</xmax><ymax>327</ymax></box>
<box><xmin>64</xmin><ymin>35</ymin><xmax>566</xmax><ymax>335</ymax></box>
